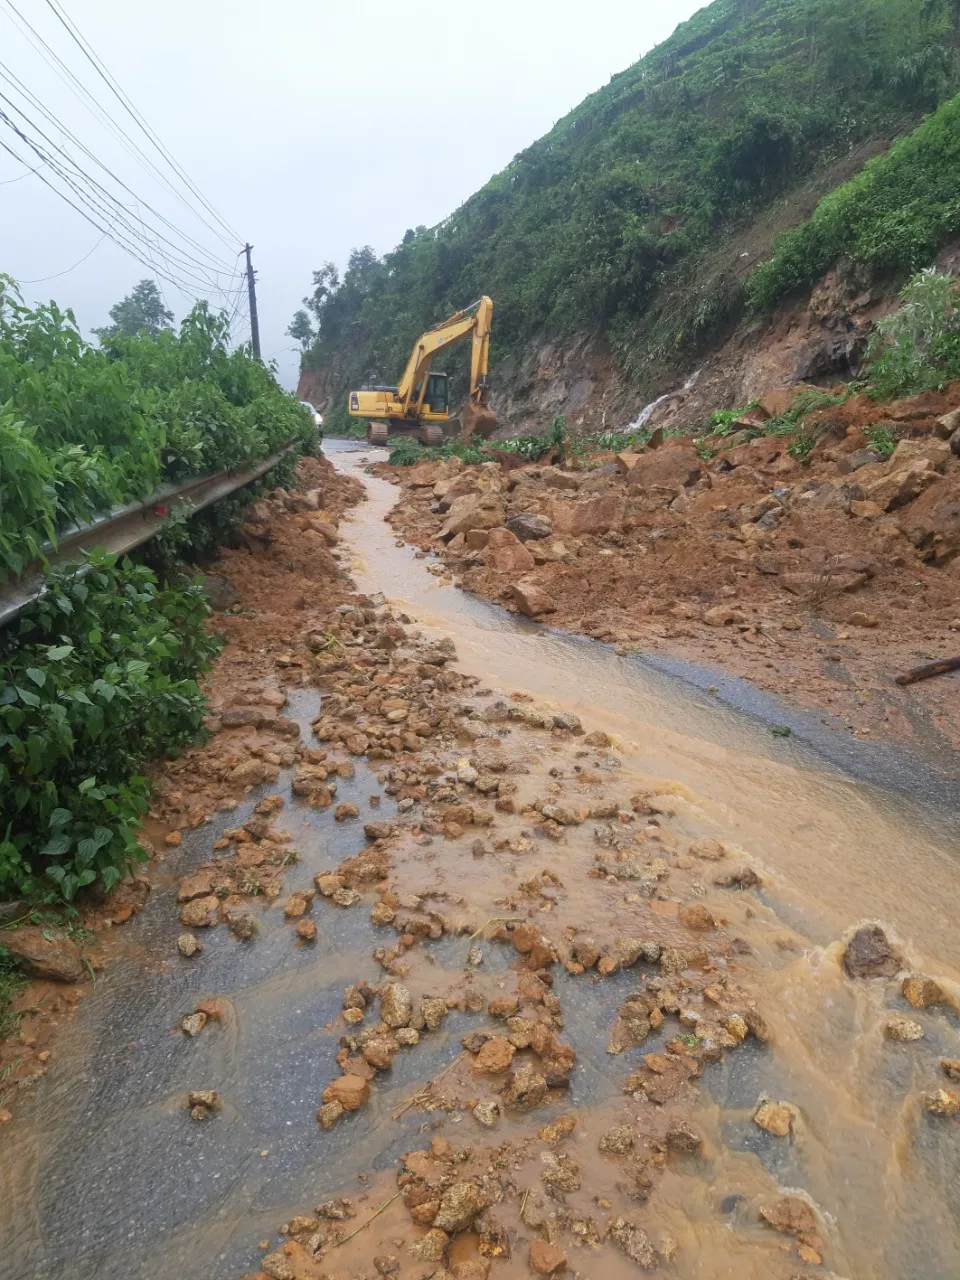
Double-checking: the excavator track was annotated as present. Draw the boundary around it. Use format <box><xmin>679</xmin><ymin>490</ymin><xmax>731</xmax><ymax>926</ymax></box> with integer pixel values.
<box><xmin>421</xmin><ymin>424</ymin><xmax>444</xmax><ymax>447</ymax></box>
<box><xmin>367</xmin><ymin>422</ymin><xmax>389</xmax><ymax>447</ymax></box>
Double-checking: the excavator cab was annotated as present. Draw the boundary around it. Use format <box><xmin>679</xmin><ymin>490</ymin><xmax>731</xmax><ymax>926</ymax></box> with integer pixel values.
<box><xmin>422</xmin><ymin>373</ymin><xmax>449</xmax><ymax>416</ymax></box>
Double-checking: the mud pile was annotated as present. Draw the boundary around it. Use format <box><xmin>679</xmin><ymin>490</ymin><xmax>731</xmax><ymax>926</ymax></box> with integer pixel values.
<box><xmin>382</xmin><ymin>386</ymin><xmax>960</xmax><ymax>755</ymax></box>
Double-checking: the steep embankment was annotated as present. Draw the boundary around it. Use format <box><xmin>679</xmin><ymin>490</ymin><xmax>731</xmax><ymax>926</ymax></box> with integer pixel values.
<box><xmin>298</xmin><ymin>0</ymin><xmax>960</xmax><ymax>433</ymax></box>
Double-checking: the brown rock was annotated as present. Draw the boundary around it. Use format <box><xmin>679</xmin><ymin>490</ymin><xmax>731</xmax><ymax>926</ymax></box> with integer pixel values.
<box><xmin>407</xmin><ymin>1228</ymin><xmax>449</xmax><ymax>1261</ymax></box>
<box><xmin>678</xmin><ymin>904</ymin><xmax>715</xmax><ymax>931</ymax></box>
<box><xmin>179</xmin><ymin>895</ymin><xmax>221</xmax><ymax>929</ymax></box>
<box><xmin>380</xmin><ymin>983</ymin><xmax>414</xmax><ymax>1028</ymax></box>
<box><xmin>754</xmin><ymin>1100</ymin><xmax>798</xmax><ymax>1137</ymax></box>
<box><xmin>608</xmin><ymin>1218</ymin><xmax>658</xmax><ymax>1268</ymax></box>
<box><xmin>923</xmin><ymin>1088</ymin><xmax>960</xmax><ymax>1116</ymax></box>
<box><xmin>440</xmin><ymin>493</ymin><xmax>505</xmax><ymax>540</ymax></box>
<box><xmin>885</xmin><ymin>1014</ymin><xmax>923</xmax><ymax>1042</ymax></box>
<box><xmin>529</xmin><ymin>1239</ymin><xmax>568</xmax><ymax>1274</ymax></box>
<box><xmin>843</xmin><ymin>925</ymin><xmax>901</xmax><ymax>979</ymax></box>
<box><xmin>296</xmin><ymin>919</ymin><xmax>317</xmax><ymax>942</ymax></box>
<box><xmin>759</xmin><ymin>1195</ymin><xmax>817</xmax><ymax>1236</ymax></box>
<box><xmin>433</xmin><ymin>1179</ymin><xmax>491</xmax><ymax>1232</ymax></box>
<box><xmin>472</xmin><ymin>1036</ymin><xmax>516</xmax><ymax>1074</ymax></box>
<box><xmin>483</xmin><ymin>527</ymin><xmax>536</xmax><ymax>574</ymax></box>
<box><xmin>941</xmin><ymin>1059</ymin><xmax>960</xmax><ymax>1080</ymax></box>
<box><xmin>665</xmin><ymin>1121</ymin><xmax>704</xmax><ymax>1154</ymax></box>
<box><xmin>902</xmin><ymin>975</ymin><xmax>945</xmax><ymax>1009</ymax></box>
<box><xmin>502</xmin><ymin>1062</ymin><xmax>548</xmax><ymax>1109</ymax></box>
<box><xmin>599</xmin><ymin>1124</ymin><xmax>635</xmax><ymax>1154</ymax></box>
<box><xmin>539</xmin><ymin>1114</ymin><xmax>577</xmax><ymax>1143</ymax></box>
<box><xmin>335</xmin><ymin>802</ymin><xmax>360</xmax><ymax>821</ymax></box>
<box><xmin>511</xmin><ymin>580</ymin><xmax>557</xmax><ymax>617</ymax></box>
<box><xmin>177</xmin><ymin>933</ymin><xmax>203</xmax><ymax>958</ymax></box>
<box><xmin>322</xmin><ymin>1074</ymin><xmax>370</xmax><ymax>1111</ymax></box>
<box><xmin>316</xmin><ymin>1100</ymin><xmax>344</xmax><ymax>1129</ymax></box>
<box><xmin>178</xmin><ymin>873</ymin><xmax>214</xmax><ymax>903</ymax></box>
<box><xmin>1</xmin><ymin>927</ymin><xmax>86</xmax><ymax>983</ymax></box>
<box><xmin>626</xmin><ymin>443</ymin><xmax>703</xmax><ymax>493</ymax></box>
<box><xmin>864</xmin><ymin>464</ymin><xmax>938</xmax><ymax>512</ymax></box>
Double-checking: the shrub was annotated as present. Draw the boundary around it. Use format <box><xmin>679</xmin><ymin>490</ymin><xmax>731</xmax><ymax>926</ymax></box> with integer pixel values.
<box><xmin>0</xmin><ymin>553</ymin><xmax>221</xmax><ymax>900</ymax></box>
<box><xmin>866</xmin><ymin>268</ymin><xmax>960</xmax><ymax>397</ymax></box>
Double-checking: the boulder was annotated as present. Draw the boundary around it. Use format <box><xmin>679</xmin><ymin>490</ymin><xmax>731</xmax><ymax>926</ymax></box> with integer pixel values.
<box><xmin>439</xmin><ymin>494</ymin><xmax>504</xmax><ymax>541</ymax></box>
<box><xmin>625</xmin><ymin>443</ymin><xmax>703</xmax><ymax>493</ymax></box>
<box><xmin>2</xmin><ymin>926</ymin><xmax>86</xmax><ymax>982</ymax></box>
<box><xmin>539</xmin><ymin>466</ymin><xmax>580</xmax><ymax>491</ymax></box>
<box><xmin>899</xmin><ymin>480</ymin><xmax>960</xmax><ymax>565</ymax></box>
<box><xmin>505</xmin><ymin>513</ymin><xmax>553</xmax><ymax>541</ymax></box>
<box><xmin>511</xmin><ymin>580</ymin><xmax>557</xmax><ymax>617</ymax></box>
<box><xmin>482</xmin><ymin>528</ymin><xmax>536</xmax><ymax>574</ymax></box>
<box><xmin>864</xmin><ymin>463</ymin><xmax>939</xmax><ymax>512</ymax></box>
<box><xmin>843</xmin><ymin>925</ymin><xmax>901</xmax><ymax>979</ymax></box>
<box><xmin>199</xmin><ymin>574</ymin><xmax>240</xmax><ymax>611</ymax></box>
<box><xmin>545</xmin><ymin>492</ymin><xmax>624</xmax><ymax>536</ymax></box>
<box><xmin>321</xmin><ymin>1073</ymin><xmax>370</xmax><ymax>1111</ymax></box>
<box><xmin>889</xmin><ymin>437</ymin><xmax>952</xmax><ymax>472</ymax></box>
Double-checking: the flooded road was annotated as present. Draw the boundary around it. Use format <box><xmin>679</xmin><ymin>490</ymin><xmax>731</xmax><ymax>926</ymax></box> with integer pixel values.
<box><xmin>1</xmin><ymin>441</ymin><xmax>958</xmax><ymax>1280</ymax></box>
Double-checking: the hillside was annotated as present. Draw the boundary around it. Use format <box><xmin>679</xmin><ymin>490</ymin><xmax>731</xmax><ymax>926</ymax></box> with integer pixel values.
<box><xmin>298</xmin><ymin>0</ymin><xmax>960</xmax><ymax>433</ymax></box>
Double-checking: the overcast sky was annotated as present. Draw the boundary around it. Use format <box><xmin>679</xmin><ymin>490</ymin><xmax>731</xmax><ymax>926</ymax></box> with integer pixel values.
<box><xmin>0</xmin><ymin>0</ymin><xmax>704</xmax><ymax>390</ymax></box>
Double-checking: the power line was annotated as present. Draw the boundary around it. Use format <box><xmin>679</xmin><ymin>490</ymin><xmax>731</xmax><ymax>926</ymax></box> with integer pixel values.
<box><xmin>18</xmin><ymin>232</ymin><xmax>107</xmax><ymax>283</ymax></box>
<box><xmin>40</xmin><ymin>0</ymin><xmax>242</xmax><ymax>248</ymax></box>
<box><xmin>0</xmin><ymin>57</ymin><xmax>235</xmax><ymax>274</ymax></box>
<box><xmin>0</xmin><ymin>156</ymin><xmax>38</xmax><ymax>183</ymax></box>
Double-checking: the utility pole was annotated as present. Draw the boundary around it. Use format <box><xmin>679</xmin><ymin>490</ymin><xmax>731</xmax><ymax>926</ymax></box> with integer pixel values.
<box><xmin>244</xmin><ymin>242</ymin><xmax>262</xmax><ymax>361</ymax></box>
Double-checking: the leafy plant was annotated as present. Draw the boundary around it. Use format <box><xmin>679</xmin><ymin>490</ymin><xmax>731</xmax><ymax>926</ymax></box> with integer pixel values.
<box><xmin>0</xmin><ymin>948</ymin><xmax>25</xmax><ymax>1041</ymax></box>
<box><xmin>866</xmin><ymin>267</ymin><xmax>960</xmax><ymax>396</ymax></box>
<box><xmin>388</xmin><ymin>437</ymin><xmax>425</xmax><ymax>466</ymax></box>
<box><xmin>0</xmin><ymin>552</ymin><xmax>221</xmax><ymax>900</ymax></box>
<box><xmin>864</xmin><ymin>424</ymin><xmax>899</xmax><ymax>457</ymax></box>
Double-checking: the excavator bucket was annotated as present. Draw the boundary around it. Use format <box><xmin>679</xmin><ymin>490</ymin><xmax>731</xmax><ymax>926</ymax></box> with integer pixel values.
<box><xmin>460</xmin><ymin>400</ymin><xmax>499</xmax><ymax>442</ymax></box>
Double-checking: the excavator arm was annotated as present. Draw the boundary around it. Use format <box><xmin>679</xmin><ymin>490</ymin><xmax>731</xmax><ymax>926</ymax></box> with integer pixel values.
<box><xmin>395</xmin><ymin>296</ymin><xmax>492</xmax><ymax>414</ymax></box>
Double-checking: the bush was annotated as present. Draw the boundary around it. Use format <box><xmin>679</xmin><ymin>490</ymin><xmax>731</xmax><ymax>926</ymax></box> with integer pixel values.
<box><xmin>0</xmin><ymin>280</ymin><xmax>316</xmax><ymax>582</ymax></box>
<box><xmin>866</xmin><ymin>268</ymin><xmax>960</xmax><ymax>397</ymax></box>
<box><xmin>0</xmin><ymin>553</ymin><xmax>221</xmax><ymax>900</ymax></box>
<box><xmin>748</xmin><ymin>94</ymin><xmax>960</xmax><ymax>311</ymax></box>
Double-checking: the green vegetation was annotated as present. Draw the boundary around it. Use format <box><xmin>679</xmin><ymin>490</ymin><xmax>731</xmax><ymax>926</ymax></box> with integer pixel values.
<box><xmin>864</xmin><ymin>423</ymin><xmax>899</xmax><ymax>457</ymax></box>
<box><xmin>92</xmin><ymin>278</ymin><xmax>173</xmax><ymax>340</ymax></box>
<box><xmin>748</xmin><ymin>94</ymin><xmax>960</xmax><ymax>311</ymax></box>
<box><xmin>865</xmin><ymin>267</ymin><xmax>960</xmax><ymax>396</ymax></box>
<box><xmin>0</xmin><ymin>947</ymin><xmax>25</xmax><ymax>1041</ymax></box>
<box><xmin>0</xmin><ymin>277</ymin><xmax>316</xmax><ymax>582</ymax></box>
<box><xmin>298</xmin><ymin>0</ymin><xmax>960</xmax><ymax>406</ymax></box>
<box><xmin>0</xmin><ymin>554</ymin><xmax>221</xmax><ymax>901</ymax></box>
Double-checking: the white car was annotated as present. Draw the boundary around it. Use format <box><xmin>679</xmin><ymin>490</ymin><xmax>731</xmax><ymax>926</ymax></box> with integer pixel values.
<box><xmin>299</xmin><ymin>400</ymin><xmax>323</xmax><ymax>429</ymax></box>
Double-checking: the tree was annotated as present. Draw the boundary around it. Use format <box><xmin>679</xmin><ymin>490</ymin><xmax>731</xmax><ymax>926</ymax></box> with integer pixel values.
<box><xmin>287</xmin><ymin>309</ymin><xmax>314</xmax><ymax>349</ymax></box>
<box><xmin>94</xmin><ymin>279</ymin><xmax>174</xmax><ymax>340</ymax></box>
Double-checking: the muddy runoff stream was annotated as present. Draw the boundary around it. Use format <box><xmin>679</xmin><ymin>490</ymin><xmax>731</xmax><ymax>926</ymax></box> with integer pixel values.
<box><xmin>1</xmin><ymin>440</ymin><xmax>958</xmax><ymax>1280</ymax></box>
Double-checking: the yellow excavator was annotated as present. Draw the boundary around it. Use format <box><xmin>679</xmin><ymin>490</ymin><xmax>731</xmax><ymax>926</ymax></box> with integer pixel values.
<box><xmin>348</xmin><ymin>296</ymin><xmax>497</xmax><ymax>446</ymax></box>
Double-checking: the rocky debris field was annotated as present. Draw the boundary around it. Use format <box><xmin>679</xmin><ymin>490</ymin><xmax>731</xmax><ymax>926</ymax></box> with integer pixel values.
<box><xmin>381</xmin><ymin>383</ymin><xmax>960</xmax><ymax>759</ymax></box>
<box><xmin>3</xmin><ymin>449</ymin><xmax>959</xmax><ymax>1280</ymax></box>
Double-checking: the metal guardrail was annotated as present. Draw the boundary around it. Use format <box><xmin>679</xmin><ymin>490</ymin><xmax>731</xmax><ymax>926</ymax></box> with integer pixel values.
<box><xmin>0</xmin><ymin>441</ymin><xmax>296</xmax><ymax>627</ymax></box>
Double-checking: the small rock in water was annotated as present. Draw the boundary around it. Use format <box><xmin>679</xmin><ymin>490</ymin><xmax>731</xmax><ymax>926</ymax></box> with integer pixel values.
<box><xmin>296</xmin><ymin>918</ymin><xmax>317</xmax><ymax>942</ymax></box>
<box><xmin>187</xmin><ymin>1089</ymin><xmax>219</xmax><ymax>1119</ymax></box>
<box><xmin>922</xmin><ymin>1088</ymin><xmax>960</xmax><ymax>1117</ymax></box>
<box><xmin>407</xmin><ymin>1228</ymin><xmax>449</xmax><ymax>1261</ymax></box>
<box><xmin>902</xmin><ymin>975</ymin><xmax>945</xmax><ymax>1009</ymax></box>
<box><xmin>467</xmin><ymin>945</ymin><xmax>484</xmax><ymax>967</ymax></box>
<box><xmin>316</xmin><ymin>1100</ymin><xmax>344</xmax><ymax>1129</ymax></box>
<box><xmin>181</xmin><ymin>1012</ymin><xmax>207</xmax><ymax>1038</ymax></box>
<box><xmin>321</xmin><ymin>1074</ymin><xmax>370</xmax><ymax>1111</ymax></box>
<box><xmin>609</xmin><ymin>1217</ymin><xmax>658</xmax><ymax>1268</ymax></box>
<box><xmin>759</xmin><ymin>1195</ymin><xmax>817</xmax><ymax>1236</ymax></box>
<box><xmin>551</xmin><ymin>712</ymin><xmax>583</xmax><ymax>734</ymax></box>
<box><xmin>941</xmin><ymin>1059</ymin><xmax>960</xmax><ymax>1081</ymax></box>
<box><xmin>599</xmin><ymin>1124</ymin><xmax>635</xmax><ymax>1154</ymax></box>
<box><xmin>177</xmin><ymin>933</ymin><xmax>203</xmax><ymax>958</ymax></box>
<box><xmin>529</xmin><ymin>1238</ymin><xmax>568</xmax><ymax>1275</ymax></box>
<box><xmin>665</xmin><ymin>1121</ymin><xmax>704</xmax><ymax>1155</ymax></box>
<box><xmin>842</xmin><ymin>925</ymin><xmax>901</xmax><ymax>979</ymax></box>
<box><xmin>753</xmin><ymin>1100</ymin><xmax>798</xmax><ymax>1137</ymax></box>
<box><xmin>225</xmin><ymin>909</ymin><xmax>257</xmax><ymax>941</ymax></box>
<box><xmin>885</xmin><ymin>1015</ymin><xmax>923</xmax><ymax>1042</ymax></box>
<box><xmin>471</xmin><ymin>1100</ymin><xmax>500</xmax><ymax>1128</ymax></box>
<box><xmin>380</xmin><ymin>983</ymin><xmax>414</xmax><ymax>1028</ymax></box>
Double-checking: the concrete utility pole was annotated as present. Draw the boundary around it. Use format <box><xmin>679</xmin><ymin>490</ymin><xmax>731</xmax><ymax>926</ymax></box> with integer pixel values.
<box><xmin>244</xmin><ymin>242</ymin><xmax>262</xmax><ymax>361</ymax></box>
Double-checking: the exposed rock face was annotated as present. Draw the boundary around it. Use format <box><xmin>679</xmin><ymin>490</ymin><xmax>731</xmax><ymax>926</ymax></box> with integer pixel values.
<box><xmin>2</xmin><ymin>927</ymin><xmax>86</xmax><ymax>982</ymax></box>
<box><xmin>842</xmin><ymin>925</ymin><xmax>902</xmax><ymax>979</ymax></box>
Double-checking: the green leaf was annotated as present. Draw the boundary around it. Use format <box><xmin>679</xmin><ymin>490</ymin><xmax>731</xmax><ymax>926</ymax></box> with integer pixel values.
<box><xmin>14</xmin><ymin>686</ymin><xmax>41</xmax><ymax>707</ymax></box>
<box><xmin>25</xmin><ymin>668</ymin><xmax>46</xmax><ymax>687</ymax></box>
<box><xmin>47</xmin><ymin>644</ymin><xmax>75</xmax><ymax>660</ymax></box>
<box><xmin>49</xmin><ymin>807</ymin><xmax>73</xmax><ymax>828</ymax></box>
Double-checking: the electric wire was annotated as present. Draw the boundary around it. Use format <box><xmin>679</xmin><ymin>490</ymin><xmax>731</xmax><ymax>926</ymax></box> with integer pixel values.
<box><xmin>0</xmin><ymin>157</ymin><xmax>38</xmax><ymax>183</ymax></box>
<box><xmin>0</xmin><ymin>57</ymin><xmax>235</xmax><ymax>274</ymax></box>
<box><xmin>2</xmin><ymin>0</ymin><xmax>241</xmax><ymax>255</ymax></box>
<box><xmin>42</xmin><ymin>0</ymin><xmax>242</xmax><ymax>246</ymax></box>
<box><xmin>18</xmin><ymin>232</ymin><xmax>107</xmax><ymax>283</ymax></box>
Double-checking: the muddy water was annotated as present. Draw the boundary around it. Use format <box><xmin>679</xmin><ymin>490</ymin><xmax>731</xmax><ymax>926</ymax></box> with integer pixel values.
<box><xmin>328</xmin><ymin>441</ymin><xmax>960</xmax><ymax>1278</ymax></box>
<box><xmin>0</xmin><ymin>444</ymin><xmax>958</xmax><ymax>1280</ymax></box>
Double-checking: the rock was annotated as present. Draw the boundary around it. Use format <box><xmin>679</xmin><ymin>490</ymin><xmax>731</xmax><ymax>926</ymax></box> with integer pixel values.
<box><xmin>395</xmin><ymin>1027</ymin><xmax>420</xmax><ymax>1046</ymax></box>
<box><xmin>332</xmin><ymin>888</ymin><xmax>360</xmax><ymax>908</ymax></box>
<box><xmin>364</xmin><ymin>822</ymin><xmax>396</xmax><ymax>842</ymax></box>
<box><xmin>502</xmin><ymin>1062</ymin><xmax>548</xmax><ymax>1110</ymax></box>
<box><xmin>511</xmin><ymin>580</ymin><xmax>557</xmax><ymax>617</ymax></box>
<box><xmin>177</xmin><ymin>933</ymin><xmax>203</xmax><ymax>958</ymax></box>
<box><xmin>552</xmin><ymin>712</ymin><xmax>583</xmax><ymax>733</ymax></box>
<box><xmin>540</xmin><ymin>1152</ymin><xmax>581</xmax><ymax>1192</ymax></box>
<box><xmin>315</xmin><ymin>873</ymin><xmax>344</xmax><ymax>897</ymax></box>
<box><xmin>472</xmin><ymin>1036</ymin><xmax>516</xmax><ymax>1074</ymax></box>
<box><xmin>179</xmin><ymin>895</ymin><xmax>220</xmax><ymax>929</ymax></box>
<box><xmin>848</xmin><ymin>611</ymin><xmax>879</xmax><ymax>627</ymax></box>
<box><xmin>181</xmin><ymin>1012</ymin><xmax>207</xmax><ymax>1037</ymax></box>
<box><xmin>505</xmin><ymin>513</ymin><xmax>553</xmax><ymax>541</ymax></box>
<box><xmin>539</xmin><ymin>1114</ymin><xmax>576</xmax><ymax>1143</ymax></box>
<box><xmin>625</xmin><ymin>443</ymin><xmax>703</xmax><ymax>494</ymax></box>
<box><xmin>540</xmin><ymin>802</ymin><xmax>589</xmax><ymax>826</ymax></box>
<box><xmin>836</xmin><ymin>448</ymin><xmax>882</xmax><ymax>474</ymax></box>
<box><xmin>296</xmin><ymin>919</ymin><xmax>317</xmax><ymax>942</ymax></box>
<box><xmin>529</xmin><ymin>1239</ymin><xmax>568</xmax><ymax>1274</ymax></box>
<box><xmin>483</xmin><ymin>527</ymin><xmax>536</xmax><ymax>573</ymax></box>
<box><xmin>407</xmin><ymin>1228</ymin><xmax>449</xmax><ymax>1261</ymax></box>
<box><xmin>759</xmin><ymin>1195</ymin><xmax>817</xmax><ymax>1236</ymax></box>
<box><xmin>322</xmin><ymin>1074</ymin><xmax>370</xmax><ymax>1111</ymax></box>
<box><xmin>935</xmin><ymin>408</ymin><xmax>960</xmax><ymax>439</ymax></box>
<box><xmin>754</xmin><ymin>1101</ymin><xmax>798</xmax><ymax>1137</ymax></box>
<box><xmin>864</xmin><ymin>464</ymin><xmax>938</xmax><ymax>512</ymax></box>
<box><xmin>178</xmin><ymin>873</ymin><xmax>214</xmax><ymax>902</ymax></box>
<box><xmin>228</xmin><ymin>758</ymin><xmax>273</xmax><ymax>787</ymax></box>
<box><xmin>584</xmin><ymin>729</ymin><xmax>612</xmax><ymax>747</ymax></box>
<box><xmin>889</xmin><ymin>437</ymin><xmax>952</xmax><ymax>472</ymax></box>
<box><xmin>373</xmin><ymin>1256</ymin><xmax>400</xmax><ymax>1276</ymax></box>
<box><xmin>226</xmin><ymin>909</ymin><xmax>257</xmax><ymax>940</ymax></box>
<box><xmin>704</xmin><ymin>605</ymin><xmax>746</xmax><ymax>627</ymax></box>
<box><xmin>433</xmin><ymin>1180</ymin><xmax>491</xmax><ymax>1233</ymax></box>
<box><xmin>678</xmin><ymin>904</ymin><xmax>715</xmax><ymax>931</ymax></box>
<box><xmin>608</xmin><ymin>1217</ymin><xmax>658</xmax><ymax>1268</ymax></box>
<box><xmin>2</xmin><ymin>927</ymin><xmax>86</xmax><ymax>983</ymax></box>
<box><xmin>199</xmin><ymin>574</ymin><xmax>240</xmax><ymax>611</ymax></box>
<box><xmin>283</xmin><ymin>893</ymin><xmax>309</xmax><ymax>918</ymax></box>
<box><xmin>922</xmin><ymin>1088</ymin><xmax>960</xmax><ymax>1116</ymax></box>
<box><xmin>714</xmin><ymin>866</ymin><xmax>761</xmax><ymax>890</ymax></box>
<box><xmin>885</xmin><ymin>1014</ymin><xmax>923</xmax><ymax>1042</ymax></box>
<box><xmin>843</xmin><ymin>925</ymin><xmax>901</xmax><ymax>979</ymax></box>
<box><xmin>599</xmin><ymin>1124</ymin><xmax>635</xmax><ymax>1154</ymax></box>
<box><xmin>316</xmin><ymin>1100</ymin><xmax>344</xmax><ymax>1129</ymax></box>
<box><xmin>471</xmin><ymin>1100</ymin><xmax>501</xmax><ymax>1128</ymax></box>
<box><xmin>380</xmin><ymin>983</ymin><xmax>414</xmax><ymax>1028</ymax></box>
<box><xmin>335</xmin><ymin>802</ymin><xmax>360</xmax><ymax>821</ymax></box>
<box><xmin>901</xmin><ymin>977</ymin><xmax>947</xmax><ymax>1008</ymax></box>
<box><xmin>261</xmin><ymin>1250</ymin><xmax>295</xmax><ymax>1280</ymax></box>
<box><xmin>666</xmin><ymin>1121</ymin><xmax>703</xmax><ymax>1154</ymax></box>
<box><xmin>419</xmin><ymin>996</ymin><xmax>448</xmax><ymax>1032</ymax></box>
<box><xmin>440</xmin><ymin>493</ymin><xmax>505</xmax><ymax>541</ymax></box>
<box><xmin>540</xmin><ymin>466</ymin><xmax>580</xmax><ymax>492</ymax></box>
<box><xmin>941</xmin><ymin>1059</ymin><xmax>960</xmax><ymax>1081</ymax></box>
<box><xmin>546</xmin><ymin>490</ymin><xmax>625</xmax><ymax>536</ymax></box>
<box><xmin>371</xmin><ymin>901</ymin><xmax>397</xmax><ymax>926</ymax></box>
<box><xmin>362</xmin><ymin>1038</ymin><xmax>397</xmax><ymax>1070</ymax></box>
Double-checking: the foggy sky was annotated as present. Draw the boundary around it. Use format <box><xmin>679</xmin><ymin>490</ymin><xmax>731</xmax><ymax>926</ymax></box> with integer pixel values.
<box><xmin>0</xmin><ymin>0</ymin><xmax>704</xmax><ymax>391</ymax></box>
